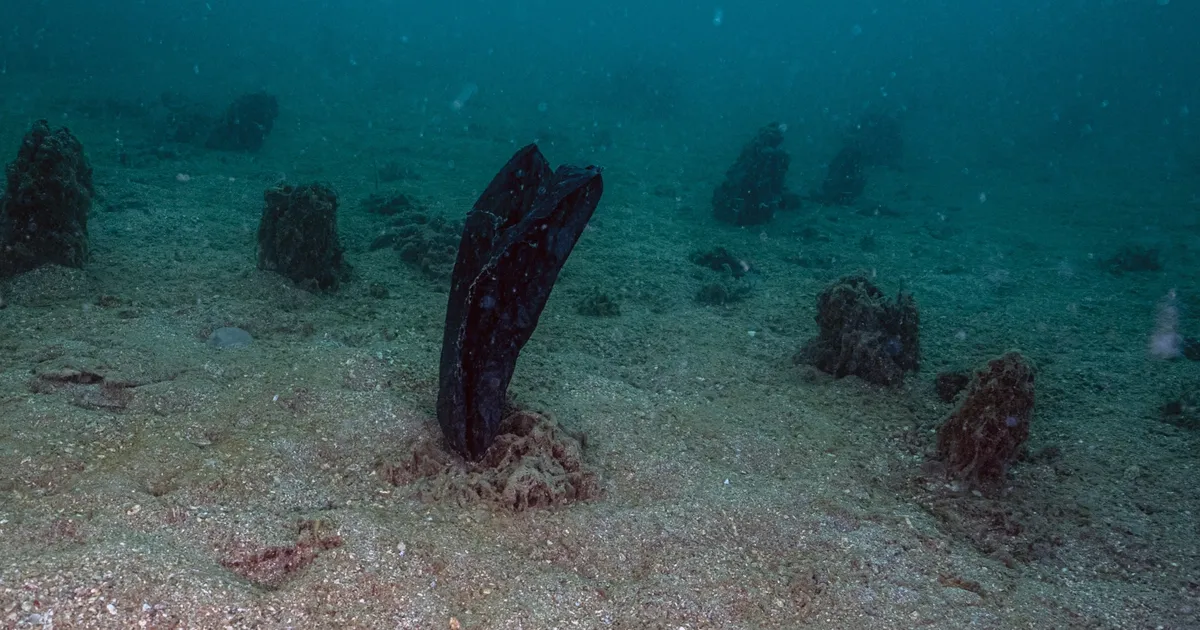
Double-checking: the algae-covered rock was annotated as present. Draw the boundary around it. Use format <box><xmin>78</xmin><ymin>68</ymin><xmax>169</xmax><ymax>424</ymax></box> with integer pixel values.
<box><xmin>257</xmin><ymin>183</ymin><xmax>348</xmax><ymax>291</ymax></box>
<box><xmin>0</xmin><ymin>120</ymin><xmax>94</xmax><ymax>277</ymax></box>
<box><xmin>712</xmin><ymin>123</ymin><xmax>791</xmax><ymax>225</ymax></box>
<box><xmin>797</xmin><ymin>273</ymin><xmax>920</xmax><ymax>386</ymax></box>
<box><xmin>937</xmin><ymin>352</ymin><xmax>1035</xmax><ymax>483</ymax></box>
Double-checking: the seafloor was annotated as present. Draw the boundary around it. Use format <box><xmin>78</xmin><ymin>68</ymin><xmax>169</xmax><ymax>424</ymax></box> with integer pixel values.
<box><xmin>0</xmin><ymin>77</ymin><xmax>1198</xmax><ymax>630</ymax></box>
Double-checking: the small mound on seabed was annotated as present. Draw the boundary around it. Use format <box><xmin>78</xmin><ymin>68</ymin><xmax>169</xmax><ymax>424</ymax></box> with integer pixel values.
<box><xmin>378</xmin><ymin>411</ymin><xmax>601</xmax><ymax>512</ymax></box>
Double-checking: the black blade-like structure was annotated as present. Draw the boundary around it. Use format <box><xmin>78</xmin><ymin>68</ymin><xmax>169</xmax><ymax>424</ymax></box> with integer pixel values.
<box><xmin>437</xmin><ymin>144</ymin><xmax>604</xmax><ymax>460</ymax></box>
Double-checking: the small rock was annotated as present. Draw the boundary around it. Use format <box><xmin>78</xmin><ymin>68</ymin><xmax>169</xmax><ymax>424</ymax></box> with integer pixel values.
<box><xmin>1183</xmin><ymin>337</ymin><xmax>1200</xmax><ymax>361</ymax></box>
<box><xmin>208</xmin><ymin>327</ymin><xmax>252</xmax><ymax>349</ymax></box>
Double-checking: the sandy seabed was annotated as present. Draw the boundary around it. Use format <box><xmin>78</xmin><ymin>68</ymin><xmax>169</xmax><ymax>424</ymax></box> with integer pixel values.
<box><xmin>1</xmin><ymin>77</ymin><xmax>1199</xmax><ymax>629</ymax></box>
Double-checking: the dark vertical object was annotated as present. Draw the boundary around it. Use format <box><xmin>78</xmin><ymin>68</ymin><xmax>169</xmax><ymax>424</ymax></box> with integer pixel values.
<box><xmin>817</xmin><ymin>146</ymin><xmax>867</xmax><ymax>205</ymax></box>
<box><xmin>846</xmin><ymin>110</ymin><xmax>904</xmax><ymax>169</ymax></box>
<box><xmin>0</xmin><ymin>120</ymin><xmax>94</xmax><ymax>277</ymax></box>
<box><xmin>797</xmin><ymin>274</ymin><xmax>920</xmax><ymax>386</ymax></box>
<box><xmin>257</xmin><ymin>183</ymin><xmax>347</xmax><ymax>291</ymax></box>
<box><xmin>206</xmin><ymin>92</ymin><xmax>279</xmax><ymax>152</ymax></box>
<box><xmin>437</xmin><ymin>145</ymin><xmax>604</xmax><ymax>460</ymax></box>
<box><xmin>712</xmin><ymin>123</ymin><xmax>790</xmax><ymax>225</ymax></box>
<box><xmin>937</xmin><ymin>352</ymin><xmax>1035</xmax><ymax>483</ymax></box>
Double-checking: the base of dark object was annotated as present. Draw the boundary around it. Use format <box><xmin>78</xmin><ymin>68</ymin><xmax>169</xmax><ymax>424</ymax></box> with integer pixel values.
<box><xmin>379</xmin><ymin>411</ymin><xmax>601</xmax><ymax>511</ymax></box>
<box><xmin>0</xmin><ymin>120</ymin><xmax>94</xmax><ymax>277</ymax></box>
<box><xmin>797</xmin><ymin>273</ymin><xmax>920</xmax><ymax>386</ymax></box>
<box><xmin>712</xmin><ymin>123</ymin><xmax>791</xmax><ymax>225</ymax></box>
<box><xmin>206</xmin><ymin>92</ymin><xmax>279</xmax><ymax>152</ymax></box>
<box><xmin>907</xmin><ymin>466</ymin><xmax>1068</xmax><ymax>568</ymax></box>
<box><xmin>257</xmin><ymin>183</ymin><xmax>348</xmax><ymax>291</ymax></box>
<box><xmin>436</xmin><ymin>144</ymin><xmax>603</xmax><ymax>460</ymax></box>
<box><xmin>936</xmin><ymin>352</ymin><xmax>1035</xmax><ymax>483</ymax></box>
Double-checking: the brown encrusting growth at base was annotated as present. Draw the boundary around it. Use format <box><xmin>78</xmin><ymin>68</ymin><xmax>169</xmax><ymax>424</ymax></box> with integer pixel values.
<box><xmin>380</xmin><ymin>411</ymin><xmax>601</xmax><ymax>512</ymax></box>
<box><xmin>220</xmin><ymin>519</ymin><xmax>343</xmax><ymax>589</ymax></box>
<box><xmin>937</xmin><ymin>352</ymin><xmax>1035</xmax><ymax>483</ymax></box>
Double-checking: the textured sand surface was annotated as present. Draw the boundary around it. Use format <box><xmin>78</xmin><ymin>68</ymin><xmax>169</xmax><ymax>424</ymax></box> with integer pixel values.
<box><xmin>1</xmin><ymin>78</ymin><xmax>1198</xmax><ymax>629</ymax></box>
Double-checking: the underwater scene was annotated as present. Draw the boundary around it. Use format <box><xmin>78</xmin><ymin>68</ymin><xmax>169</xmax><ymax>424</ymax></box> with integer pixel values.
<box><xmin>0</xmin><ymin>0</ymin><xmax>1198</xmax><ymax>628</ymax></box>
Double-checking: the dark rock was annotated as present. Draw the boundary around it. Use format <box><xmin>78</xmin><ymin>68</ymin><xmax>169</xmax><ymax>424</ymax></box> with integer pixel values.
<box><xmin>937</xmin><ymin>352</ymin><xmax>1035</xmax><ymax>483</ymax></box>
<box><xmin>712</xmin><ymin>123</ymin><xmax>791</xmax><ymax>225</ymax></box>
<box><xmin>816</xmin><ymin>146</ymin><xmax>867</xmax><ymax>205</ymax></box>
<box><xmin>1183</xmin><ymin>337</ymin><xmax>1200</xmax><ymax>361</ymax></box>
<box><xmin>0</xmin><ymin>120</ymin><xmax>94</xmax><ymax>277</ymax></box>
<box><xmin>797</xmin><ymin>274</ymin><xmax>919</xmax><ymax>386</ymax></box>
<box><xmin>257</xmin><ymin>183</ymin><xmax>348</xmax><ymax>291</ymax></box>
<box><xmin>935</xmin><ymin>371</ymin><xmax>971</xmax><ymax>402</ymax></box>
<box><xmin>689</xmin><ymin>246</ymin><xmax>751</xmax><ymax>278</ymax></box>
<box><xmin>369</xmin><ymin>216</ymin><xmax>461</xmax><ymax>281</ymax></box>
<box><xmin>437</xmin><ymin>144</ymin><xmax>603</xmax><ymax>460</ymax></box>
<box><xmin>1102</xmin><ymin>244</ymin><xmax>1162</xmax><ymax>274</ymax></box>
<box><xmin>1161</xmin><ymin>385</ymin><xmax>1199</xmax><ymax>429</ymax></box>
<box><xmin>206</xmin><ymin>92</ymin><xmax>279</xmax><ymax>152</ymax></box>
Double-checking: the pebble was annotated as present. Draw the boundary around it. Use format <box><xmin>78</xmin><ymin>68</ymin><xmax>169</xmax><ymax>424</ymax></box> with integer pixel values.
<box><xmin>208</xmin><ymin>327</ymin><xmax>252</xmax><ymax>349</ymax></box>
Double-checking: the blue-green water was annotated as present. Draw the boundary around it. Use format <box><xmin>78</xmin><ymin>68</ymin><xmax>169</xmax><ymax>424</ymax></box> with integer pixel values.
<box><xmin>0</xmin><ymin>2</ymin><xmax>1197</xmax><ymax>628</ymax></box>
